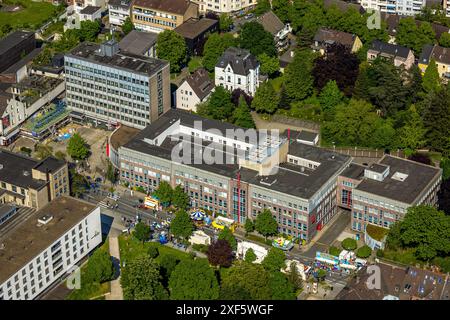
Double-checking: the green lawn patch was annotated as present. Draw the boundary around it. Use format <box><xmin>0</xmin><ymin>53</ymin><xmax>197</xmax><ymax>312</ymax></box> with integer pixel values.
<box><xmin>366</xmin><ymin>224</ymin><xmax>389</xmax><ymax>241</ymax></box>
<box><xmin>245</xmin><ymin>234</ymin><xmax>272</xmax><ymax>246</ymax></box>
<box><xmin>188</xmin><ymin>56</ymin><xmax>203</xmax><ymax>73</ymax></box>
<box><xmin>382</xmin><ymin>247</ymin><xmax>420</xmax><ymax>266</ymax></box>
<box><xmin>277</xmin><ymin>98</ymin><xmax>323</xmax><ymax>123</ymax></box>
<box><xmin>42</xmin><ymin>20</ymin><xmax>64</xmax><ymax>37</ymax></box>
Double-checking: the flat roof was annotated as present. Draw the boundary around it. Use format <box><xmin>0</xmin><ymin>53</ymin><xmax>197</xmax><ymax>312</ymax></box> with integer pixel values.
<box><xmin>340</xmin><ymin>163</ymin><xmax>365</xmax><ymax>180</ymax></box>
<box><xmin>33</xmin><ymin>157</ymin><xmax>66</xmax><ymax>174</ymax></box>
<box><xmin>297</xmin><ymin>130</ymin><xmax>318</xmax><ymax>142</ymax></box>
<box><xmin>0</xmin><ymin>196</ymin><xmax>97</xmax><ymax>284</ymax></box>
<box><xmin>367</xmin><ymin>163</ymin><xmax>389</xmax><ymax>173</ymax></box>
<box><xmin>67</xmin><ymin>42</ymin><xmax>168</xmax><ymax>76</ymax></box>
<box><xmin>110</xmin><ymin>125</ymin><xmax>140</xmax><ymax>150</ymax></box>
<box><xmin>355</xmin><ymin>155</ymin><xmax>441</xmax><ymax>204</ymax></box>
<box><xmin>80</xmin><ymin>5</ymin><xmax>101</xmax><ymax>15</ymax></box>
<box><xmin>0</xmin><ymin>31</ymin><xmax>35</xmax><ymax>56</ymax></box>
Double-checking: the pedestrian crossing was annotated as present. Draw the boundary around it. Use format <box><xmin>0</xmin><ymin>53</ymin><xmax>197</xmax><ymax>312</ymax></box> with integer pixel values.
<box><xmin>98</xmin><ymin>200</ymin><xmax>109</xmax><ymax>209</ymax></box>
<box><xmin>0</xmin><ymin>206</ymin><xmax>37</xmax><ymax>238</ymax></box>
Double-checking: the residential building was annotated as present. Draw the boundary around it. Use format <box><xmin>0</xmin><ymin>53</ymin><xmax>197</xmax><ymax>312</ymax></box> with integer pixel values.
<box><xmin>419</xmin><ymin>44</ymin><xmax>450</xmax><ymax>79</ymax></box>
<box><xmin>193</xmin><ymin>0</ymin><xmax>256</xmax><ymax>14</ymax></box>
<box><xmin>131</xmin><ymin>0</ymin><xmax>199</xmax><ymax>33</ymax></box>
<box><xmin>118</xmin><ymin>30</ymin><xmax>158</xmax><ymax>57</ymax></box>
<box><xmin>72</xmin><ymin>0</ymin><xmax>106</xmax><ymax>13</ymax></box>
<box><xmin>79</xmin><ymin>5</ymin><xmax>103</xmax><ymax>21</ymax></box>
<box><xmin>0</xmin><ymin>150</ymin><xmax>69</xmax><ymax>210</ymax></box>
<box><xmin>64</xmin><ymin>40</ymin><xmax>170</xmax><ymax>129</ymax></box>
<box><xmin>279</xmin><ymin>45</ymin><xmax>296</xmax><ymax>72</ymax></box>
<box><xmin>0</xmin><ymin>75</ymin><xmax>65</xmax><ymax>146</ymax></box>
<box><xmin>0</xmin><ymin>31</ymin><xmax>36</xmax><ymax>74</ymax></box>
<box><xmin>341</xmin><ymin>156</ymin><xmax>441</xmax><ymax>234</ymax></box>
<box><xmin>324</xmin><ymin>0</ymin><xmax>366</xmax><ymax>13</ymax></box>
<box><xmin>116</xmin><ymin>109</ymin><xmax>352</xmax><ymax>242</ymax></box>
<box><xmin>174</xmin><ymin>18</ymin><xmax>219</xmax><ymax>56</ymax></box>
<box><xmin>0</xmin><ymin>196</ymin><xmax>102</xmax><ymax>300</ymax></box>
<box><xmin>176</xmin><ymin>68</ymin><xmax>214</xmax><ymax>112</ymax></box>
<box><xmin>108</xmin><ymin>0</ymin><xmax>132</xmax><ymax>27</ymax></box>
<box><xmin>312</xmin><ymin>28</ymin><xmax>363</xmax><ymax>54</ymax></box>
<box><xmin>367</xmin><ymin>40</ymin><xmax>415</xmax><ymax>69</ymax></box>
<box><xmin>255</xmin><ymin>11</ymin><xmax>292</xmax><ymax>51</ymax></box>
<box><xmin>359</xmin><ymin>0</ymin><xmax>426</xmax><ymax>16</ymax></box>
<box><xmin>215</xmin><ymin>47</ymin><xmax>260</xmax><ymax>96</ymax></box>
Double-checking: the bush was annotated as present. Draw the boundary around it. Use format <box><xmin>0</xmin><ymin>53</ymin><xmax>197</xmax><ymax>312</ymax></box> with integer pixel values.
<box><xmin>376</xmin><ymin>249</ymin><xmax>384</xmax><ymax>258</ymax></box>
<box><xmin>433</xmin><ymin>256</ymin><xmax>450</xmax><ymax>273</ymax></box>
<box><xmin>328</xmin><ymin>246</ymin><xmax>341</xmax><ymax>257</ymax></box>
<box><xmin>192</xmin><ymin>244</ymin><xmax>209</xmax><ymax>253</ymax></box>
<box><xmin>147</xmin><ymin>246</ymin><xmax>159</xmax><ymax>258</ymax></box>
<box><xmin>356</xmin><ymin>245</ymin><xmax>372</xmax><ymax>258</ymax></box>
<box><xmin>20</xmin><ymin>147</ymin><xmax>32</xmax><ymax>156</ymax></box>
<box><xmin>341</xmin><ymin>238</ymin><xmax>357</xmax><ymax>251</ymax></box>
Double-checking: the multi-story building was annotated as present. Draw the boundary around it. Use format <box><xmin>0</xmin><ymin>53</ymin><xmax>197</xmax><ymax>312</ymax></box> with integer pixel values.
<box><xmin>108</xmin><ymin>0</ymin><xmax>132</xmax><ymax>27</ymax></box>
<box><xmin>0</xmin><ymin>150</ymin><xmax>69</xmax><ymax>210</ymax></box>
<box><xmin>419</xmin><ymin>44</ymin><xmax>450</xmax><ymax>80</ymax></box>
<box><xmin>193</xmin><ymin>0</ymin><xmax>256</xmax><ymax>14</ymax></box>
<box><xmin>312</xmin><ymin>28</ymin><xmax>363</xmax><ymax>54</ymax></box>
<box><xmin>118</xmin><ymin>30</ymin><xmax>158</xmax><ymax>58</ymax></box>
<box><xmin>337</xmin><ymin>156</ymin><xmax>441</xmax><ymax>234</ymax></box>
<box><xmin>0</xmin><ymin>75</ymin><xmax>65</xmax><ymax>146</ymax></box>
<box><xmin>0</xmin><ymin>31</ymin><xmax>36</xmax><ymax>74</ymax></box>
<box><xmin>174</xmin><ymin>18</ymin><xmax>219</xmax><ymax>56</ymax></box>
<box><xmin>0</xmin><ymin>196</ymin><xmax>102</xmax><ymax>300</ymax></box>
<box><xmin>367</xmin><ymin>40</ymin><xmax>415</xmax><ymax>69</ymax></box>
<box><xmin>131</xmin><ymin>0</ymin><xmax>199</xmax><ymax>33</ymax></box>
<box><xmin>215</xmin><ymin>47</ymin><xmax>260</xmax><ymax>96</ymax></box>
<box><xmin>64</xmin><ymin>40</ymin><xmax>170</xmax><ymax>129</ymax></box>
<box><xmin>359</xmin><ymin>0</ymin><xmax>426</xmax><ymax>16</ymax></box>
<box><xmin>72</xmin><ymin>0</ymin><xmax>106</xmax><ymax>13</ymax></box>
<box><xmin>176</xmin><ymin>68</ymin><xmax>214</xmax><ymax>112</ymax></box>
<box><xmin>117</xmin><ymin>109</ymin><xmax>352</xmax><ymax>242</ymax></box>
<box><xmin>255</xmin><ymin>11</ymin><xmax>292</xmax><ymax>52</ymax></box>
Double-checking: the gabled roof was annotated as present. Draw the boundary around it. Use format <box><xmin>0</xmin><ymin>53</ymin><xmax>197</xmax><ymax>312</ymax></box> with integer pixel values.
<box><xmin>174</xmin><ymin>18</ymin><xmax>218</xmax><ymax>39</ymax></box>
<box><xmin>255</xmin><ymin>11</ymin><xmax>285</xmax><ymax>36</ymax></box>
<box><xmin>118</xmin><ymin>30</ymin><xmax>158</xmax><ymax>56</ymax></box>
<box><xmin>419</xmin><ymin>44</ymin><xmax>450</xmax><ymax>66</ymax></box>
<box><xmin>182</xmin><ymin>68</ymin><xmax>213</xmax><ymax>100</ymax></box>
<box><xmin>369</xmin><ymin>40</ymin><xmax>411</xmax><ymax>60</ymax></box>
<box><xmin>216</xmin><ymin>47</ymin><xmax>259</xmax><ymax>76</ymax></box>
<box><xmin>313</xmin><ymin>28</ymin><xmax>357</xmax><ymax>47</ymax></box>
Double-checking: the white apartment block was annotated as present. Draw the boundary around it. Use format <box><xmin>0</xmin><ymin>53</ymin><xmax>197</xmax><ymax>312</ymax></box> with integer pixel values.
<box><xmin>0</xmin><ymin>197</ymin><xmax>102</xmax><ymax>300</ymax></box>
<box><xmin>215</xmin><ymin>47</ymin><xmax>260</xmax><ymax>96</ymax></box>
<box><xmin>193</xmin><ymin>0</ymin><xmax>257</xmax><ymax>14</ymax></box>
<box><xmin>359</xmin><ymin>0</ymin><xmax>426</xmax><ymax>16</ymax></box>
<box><xmin>108</xmin><ymin>0</ymin><xmax>132</xmax><ymax>27</ymax></box>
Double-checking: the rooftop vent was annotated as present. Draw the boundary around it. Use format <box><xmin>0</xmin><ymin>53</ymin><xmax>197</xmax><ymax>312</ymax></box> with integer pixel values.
<box><xmin>392</xmin><ymin>172</ymin><xmax>408</xmax><ymax>182</ymax></box>
<box><xmin>38</xmin><ymin>214</ymin><xmax>53</xmax><ymax>225</ymax></box>
<box><xmin>23</xmin><ymin>170</ymin><xmax>30</xmax><ymax>176</ymax></box>
<box><xmin>0</xmin><ymin>164</ymin><xmax>3</xmax><ymax>170</ymax></box>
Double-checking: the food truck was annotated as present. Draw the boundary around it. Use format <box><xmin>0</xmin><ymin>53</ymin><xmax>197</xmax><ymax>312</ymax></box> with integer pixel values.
<box><xmin>212</xmin><ymin>216</ymin><xmax>236</xmax><ymax>232</ymax></box>
<box><xmin>143</xmin><ymin>196</ymin><xmax>159</xmax><ymax>209</ymax></box>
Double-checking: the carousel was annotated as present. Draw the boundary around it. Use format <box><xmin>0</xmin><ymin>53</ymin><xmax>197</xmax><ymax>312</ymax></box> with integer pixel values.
<box><xmin>190</xmin><ymin>208</ymin><xmax>207</xmax><ymax>226</ymax></box>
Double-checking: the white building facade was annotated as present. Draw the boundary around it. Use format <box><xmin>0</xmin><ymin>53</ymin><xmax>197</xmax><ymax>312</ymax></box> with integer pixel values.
<box><xmin>193</xmin><ymin>0</ymin><xmax>256</xmax><ymax>14</ymax></box>
<box><xmin>359</xmin><ymin>0</ymin><xmax>426</xmax><ymax>16</ymax></box>
<box><xmin>108</xmin><ymin>0</ymin><xmax>132</xmax><ymax>27</ymax></box>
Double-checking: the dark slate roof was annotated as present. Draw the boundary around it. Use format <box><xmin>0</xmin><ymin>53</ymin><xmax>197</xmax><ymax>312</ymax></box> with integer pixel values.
<box><xmin>1</xmin><ymin>47</ymin><xmax>42</xmax><ymax>75</ymax></box>
<box><xmin>255</xmin><ymin>11</ymin><xmax>285</xmax><ymax>36</ymax></box>
<box><xmin>216</xmin><ymin>47</ymin><xmax>259</xmax><ymax>76</ymax></box>
<box><xmin>33</xmin><ymin>157</ymin><xmax>66</xmax><ymax>174</ymax></box>
<box><xmin>369</xmin><ymin>40</ymin><xmax>411</xmax><ymax>59</ymax></box>
<box><xmin>313</xmin><ymin>28</ymin><xmax>357</xmax><ymax>47</ymax></box>
<box><xmin>297</xmin><ymin>130</ymin><xmax>318</xmax><ymax>142</ymax></box>
<box><xmin>340</xmin><ymin>163</ymin><xmax>365</xmax><ymax>180</ymax></box>
<box><xmin>182</xmin><ymin>68</ymin><xmax>213</xmax><ymax>100</ymax></box>
<box><xmin>419</xmin><ymin>45</ymin><xmax>450</xmax><ymax>65</ymax></box>
<box><xmin>419</xmin><ymin>44</ymin><xmax>435</xmax><ymax>64</ymax></box>
<box><xmin>0</xmin><ymin>150</ymin><xmax>46</xmax><ymax>190</ymax></box>
<box><xmin>118</xmin><ymin>30</ymin><xmax>158</xmax><ymax>56</ymax></box>
<box><xmin>323</xmin><ymin>0</ymin><xmax>365</xmax><ymax>14</ymax></box>
<box><xmin>132</xmin><ymin>0</ymin><xmax>197</xmax><ymax>15</ymax></box>
<box><xmin>0</xmin><ymin>30</ymin><xmax>35</xmax><ymax>56</ymax></box>
<box><xmin>80</xmin><ymin>5</ymin><xmax>101</xmax><ymax>15</ymax></box>
<box><xmin>355</xmin><ymin>155</ymin><xmax>441</xmax><ymax>204</ymax></box>
<box><xmin>174</xmin><ymin>18</ymin><xmax>218</xmax><ymax>39</ymax></box>
<box><xmin>367</xmin><ymin>163</ymin><xmax>389</xmax><ymax>173</ymax></box>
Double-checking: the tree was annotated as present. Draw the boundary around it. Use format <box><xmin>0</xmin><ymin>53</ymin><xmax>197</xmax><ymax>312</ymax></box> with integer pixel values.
<box><xmin>231</xmin><ymin>88</ymin><xmax>253</xmax><ymax>107</ymax></box>
<box><xmin>54</xmin><ymin>151</ymin><xmax>66</xmax><ymax>161</ymax></box>
<box><xmin>252</xmin><ymin>82</ymin><xmax>279</xmax><ymax>114</ymax></box>
<box><xmin>255</xmin><ymin>209</ymin><xmax>278</xmax><ymax>239</ymax></box>
<box><xmin>438</xmin><ymin>179</ymin><xmax>450</xmax><ymax>215</ymax></box>
<box><xmin>286</xmin><ymin>261</ymin><xmax>303</xmax><ymax>292</ymax></box>
<box><xmin>244</xmin><ymin>248</ymin><xmax>257</xmax><ymax>263</ymax></box>
<box><xmin>240</xmin><ymin>21</ymin><xmax>277</xmax><ymax>57</ymax></box>
<box><xmin>67</xmin><ymin>133</ymin><xmax>89</xmax><ymax>160</ymax></box>
<box><xmin>78</xmin><ymin>20</ymin><xmax>101</xmax><ymax>42</ymax></box>
<box><xmin>121</xmin><ymin>255</ymin><xmax>168</xmax><ymax>300</ymax></box>
<box><xmin>218</xmin><ymin>227</ymin><xmax>237</xmax><ymax>250</ymax></box>
<box><xmin>262</xmin><ymin>247</ymin><xmax>286</xmax><ymax>272</ymax></box>
<box><xmin>258</xmin><ymin>53</ymin><xmax>280</xmax><ymax>78</ymax></box>
<box><xmin>156</xmin><ymin>30</ymin><xmax>187</xmax><ymax>73</ymax></box>
<box><xmin>329</xmin><ymin>246</ymin><xmax>341</xmax><ymax>256</ymax></box>
<box><xmin>106</xmin><ymin>160</ymin><xmax>117</xmax><ymax>184</ymax></box>
<box><xmin>439</xmin><ymin>32</ymin><xmax>450</xmax><ymax>47</ymax></box>
<box><xmin>207</xmin><ymin>239</ymin><xmax>234</xmax><ymax>267</ymax></box>
<box><xmin>422</xmin><ymin>59</ymin><xmax>441</xmax><ymax>94</ymax></box>
<box><xmin>341</xmin><ymin>238</ymin><xmax>357</xmax><ymax>250</ymax></box>
<box><xmin>122</xmin><ymin>17</ymin><xmax>134</xmax><ymax>35</ymax></box>
<box><xmin>244</xmin><ymin>218</ymin><xmax>255</xmax><ymax>235</ymax></box>
<box><xmin>171</xmin><ymin>185</ymin><xmax>189</xmax><ymax>210</ymax></box>
<box><xmin>397</xmin><ymin>106</ymin><xmax>427</xmax><ymax>150</ymax></box>
<box><xmin>134</xmin><ymin>222</ymin><xmax>151</xmax><ymax>244</ymax></box>
<box><xmin>422</xmin><ymin>89</ymin><xmax>450</xmax><ymax>155</ymax></box>
<box><xmin>69</xmin><ymin>168</ymin><xmax>88</xmax><ymax>197</ymax></box>
<box><xmin>272</xmin><ymin>0</ymin><xmax>291</xmax><ymax>22</ymax></box>
<box><xmin>408</xmin><ymin>153</ymin><xmax>433</xmax><ymax>165</ymax></box>
<box><xmin>285</xmin><ymin>49</ymin><xmax>315</xmax><ymax>101</ymax></box>
<box><xmin>153</xmin><ymin>181</ymin><xmax>173</xmax><ymax>206</ymax></box>
<box><xmin>159</xmin><ymin>254</ymin><xmax>180</xmax><ymax>283</ymax></box>
<box><xmin>202</xmin><ymin>33</ymin><xmax>237</xmax><ymax>71</ymax></box>
<box><xmin>313</xmin><ymin>43</ymin><xmax>359</xmax><ymax>96</ymax></box>
<box><xmin>269</xmin><ymin>271</ymin><xmax>297</xmax><ymax>300</ymax></box>
<box><xmin>147</xmin><ymin>246</ymin><xmax>159</xmax><ymax>259</ymax></box>
<box><xmin>85</xmin><ymin>248</ymin><xmax>114</xmax><ymax>283</ymax></box>
<box><xmin>318</xmin><ymin>80</ymin><xmax>344</xmax><ymax>120</ymax></box>
<box><xmin>197</xmin><ymin>86</ymin><xmax>234</xmax><ymax>120</ymax></box>
<box><xmin>254</xmin><ymin>0</ymin><xmax>271</xmax><ymax>16</ymax></box>
<box><xmin>396</xmin><ymin>17</ymin><xmax>435</xmax><ymax>54</ymax></box>
<box><xmin>169</xmin><ymin>259</ymin><xmax>219</xmax><ymax>299</ymax></box>
<box><xmin>35</xmin><ymin>144</ymin><xmax>54</xmax><ymax>160</ymax></box>
<box><xmin>219</xmin><ymin>13</ymin><xmax>233</xmax><ymax>32</ymax></box>
<box><xmin>170</xmin><ymin>210</ymin><xmax>194</xmax><ymax>240</ymax></box>
<box><xmin>220</xmin><ymin>261</ymin><xmax>272</xmax><ymax>300</ymax></box>
<box><xmin>356</xmin><ymin>245</ymin><xmax>372</xmax><ymax>258</ymax></box>
<box><xmin>232</xmin><ymin>97</ymin><xmax>255</xmax><ymax>128</ymax></box>
<box><xmin>278</xmin><ymin>84</ymin><xmax>291</xmax><ymax>110</ymax></box>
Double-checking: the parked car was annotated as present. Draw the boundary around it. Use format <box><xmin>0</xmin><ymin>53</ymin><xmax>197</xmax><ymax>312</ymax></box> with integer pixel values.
<box><xmin>245</xmin><ymin>13</ymin><xmax>254</xmax><ymax>19</ymax></box>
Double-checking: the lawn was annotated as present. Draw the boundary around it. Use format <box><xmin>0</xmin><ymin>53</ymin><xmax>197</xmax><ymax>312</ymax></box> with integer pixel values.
<box><xmin>42</xmin><ymin>20</ymin><xmax>64</xmax><ymax>37</ymax></box>
<box><xmin>0</xmin><ymin>0</ymin><xmax>64</xmax><ymax>31</ymax></box>
<box><xmin>188</xmin><ymin>56</ymin><xmax>203</xmax><ymax>73</ymax></box>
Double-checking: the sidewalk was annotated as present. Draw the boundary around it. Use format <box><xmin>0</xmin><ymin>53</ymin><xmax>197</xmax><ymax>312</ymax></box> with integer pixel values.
<box><xmin>106</xmin><ymin>236</ymin><xmax>124</xmax><ymax>300</ymax></box>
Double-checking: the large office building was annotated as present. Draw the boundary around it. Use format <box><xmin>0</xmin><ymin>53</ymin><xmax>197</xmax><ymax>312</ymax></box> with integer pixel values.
<box><xmin>0</xmin><ymin>196</ymin><xmax>102</xmax><ymax>300</ymax></box>
<box><xmin>117</xmin><ymin>109</ymin><xmax>351</xmax><ymax>242</ymax></box>
<box><xmin>64</xmin><ymin>40</ymin><xmax>170</xmax><ymax>129</ymax></box>
<box><xmin>0</xmin><ymin>150</ymin><xmax>69</xmax><ymax>210</ymax></box>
